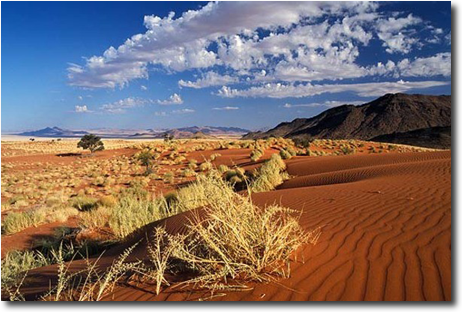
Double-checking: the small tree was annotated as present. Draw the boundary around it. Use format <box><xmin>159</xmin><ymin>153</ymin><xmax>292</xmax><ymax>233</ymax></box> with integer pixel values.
<box><xmin>77</xmin><ymin>134</ymin><xmax>104</xmax><ymax>153</ymax></box>
<box><xmin>136</xmin><ymin>149</ymin><xmax>159</xmax><ymax>175</ymax></box>
<box><xmin>164</xmin><ymin>132</ymin><xmax>174</xmax><ymax>143</ymax></box>
<box><xmin>292</xmin><ymin>136</ymin><xmax>313</xmax><ymax>149</ymax></box>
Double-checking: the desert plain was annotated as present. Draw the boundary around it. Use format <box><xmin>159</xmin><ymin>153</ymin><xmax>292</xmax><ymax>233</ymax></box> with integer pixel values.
<box><xmin>0</xmin><ymin>137</ymin><xmax>451</xmax><ymax>301</ymax></box>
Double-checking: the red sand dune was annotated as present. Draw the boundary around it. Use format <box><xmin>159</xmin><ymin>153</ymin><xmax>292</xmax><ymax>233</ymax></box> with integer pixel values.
<box><xmin>17</xmin><ymin>151</ymin><xmax>451</xmax><ymax>301</ymax></box>
<box><xmin>1</xmin><ymin>218</ymin><xmax>79</xmax><ymax>258</ymax></box>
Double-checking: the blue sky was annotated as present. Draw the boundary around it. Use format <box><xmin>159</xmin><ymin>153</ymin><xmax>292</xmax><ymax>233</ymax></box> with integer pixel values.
<box><xmin>1</xmin><ymin>1</ymin><xmax>451</xmax><ymax>132</ymax></box>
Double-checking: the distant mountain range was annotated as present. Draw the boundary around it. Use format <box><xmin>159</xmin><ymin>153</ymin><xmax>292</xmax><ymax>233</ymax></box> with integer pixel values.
<box><xmin>131</xmin><ymin>126</ymin><xmax>250</xmax><ymax>139</ymax></box>
<box><xmin>17</xmin><ymin>94</ymin><xmax>451</xmax><ymax>149</ymax></box>
<box><xmin>242</xmin><ymin>93</ymin><xmax>451</xmax><ymax>149</ymax></box>
<box><xmin>20</xmin><ymin>127</ymin><xmax>89</xmax><ymax>137</ymax></box>
<box><xmin>19</xmin><ymin>126</ymin><xmax>249</xmax><ymax>139</ymax></box>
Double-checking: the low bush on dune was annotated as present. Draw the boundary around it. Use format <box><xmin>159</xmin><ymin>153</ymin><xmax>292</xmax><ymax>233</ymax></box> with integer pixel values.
<box><xmin>173</xmin><ymin>172</ymin><xmax>236</xmax><ymax>212</ymax></box>
<box><xmin>250</xmin><ymin>147</ymin><xmax>264</xmax><ymax>162</ymax></box>
<box><xmin>1</xmin><ymin>250</ymin><xmax>50</xmax><ymax>292</ymax></box>
<box><xmin>108</xmin><ymin>196</ymin><xmax>174</xmax><ymax>239</ymax></box>
<box><xmin>71</xmin><ymin>196</ymin><xmax>99</xmax><ymax>212</ymax></box>
<box><xmin>209</xmin><ymin>153</ymin><xmax>221</xmax><ymax>161</ymax></box>
<box><xmin>80</xmin><ymin>206</ymin><xmax>111</xmax><ymax>230</ymax></box>
<box><xmin>147</xmin><ymin>175</ymin><xmax>321</xmax><ymax>292</ymax></box>
<box><xmin>250</xmin><ymin>154</ymin><xmax>289</xmax><ymax>193</ymax></box>
<box><xmin>279</xmin><ymin>148</ymin><xmax>294</xmax><ymax>160</ymax></box>
<box><xmin>224</xmin><ymin>168</ymin><xmax>247</xmax><ymax>185</ymax></box>
<box><xmin>2</xmin><ymin>211</ymin><xmax>46</xmax><ymax>235</ymax></box>
<box><xmin>199</xmin><ymin>161</ymin><xmax>213</xmax><ymax>172</ymax></box>
<box><xmin>217</xmin><ymin>164</ymin><xmax>229</xmax><ymax>173</ymax></box>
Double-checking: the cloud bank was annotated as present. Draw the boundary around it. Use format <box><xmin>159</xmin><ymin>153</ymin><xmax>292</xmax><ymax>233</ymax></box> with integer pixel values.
<box><xmin>68</xmin><ymin>1</ymin><xmax>450</xmax><ymax>99</ymax></box>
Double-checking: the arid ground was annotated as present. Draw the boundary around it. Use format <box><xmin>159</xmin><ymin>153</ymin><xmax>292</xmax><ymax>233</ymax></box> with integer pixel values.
<box><xmin>1</xmin><ymin>138</ymin><xmax>451</xmax><ymax>301</ymax></box>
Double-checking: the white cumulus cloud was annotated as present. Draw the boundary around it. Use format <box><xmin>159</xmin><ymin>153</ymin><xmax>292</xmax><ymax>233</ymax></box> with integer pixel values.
<box><xmin>212</xmin><ymin>106</ymin><xmax>239</xmax><ymax>110</ymax></box>
<box><xmin>179</xmin><ymin>72</ymin><xmax>238</xmax><ymax>89</ymax></box>
<box><xmin>218</xmin><ymin>80</ymin><xmax>449</xmax><ymax>99</ymax></box>
<box><xmin>75</xmin><ymin>105</ymin><xmax>91</xmax><ymax>113</ymax></box>
<box><xmin>172</xmin><ymin>108</ymin><xmax>195</xmax><ymax>114</ymax></box>
<box><xmin>100</xmin><ymin>97</ymin><xmax>149</xmax><ymax>114</ymax></box>
<box><xmin>157</xmin><ymin>93</ymin><xmax>183</xmax><ymax>105</ymax></box>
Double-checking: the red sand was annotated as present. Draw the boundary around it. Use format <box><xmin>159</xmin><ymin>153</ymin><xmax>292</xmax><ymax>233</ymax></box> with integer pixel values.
<box><xmin>1</xmin><ymin>218</ymin><xmax>79</xmax><ymax>258</ymax></box>
<box><xmin>14</xmin><ymin>150</ymin><xmax>451</xmax><ymax>301</ymax></box>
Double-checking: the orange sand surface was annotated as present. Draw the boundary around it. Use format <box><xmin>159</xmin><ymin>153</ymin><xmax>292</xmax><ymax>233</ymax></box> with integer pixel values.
<box><xmin>15</xmin><ymin>150</ymin><xmax>450</xmax><ymax>301</ymax></box>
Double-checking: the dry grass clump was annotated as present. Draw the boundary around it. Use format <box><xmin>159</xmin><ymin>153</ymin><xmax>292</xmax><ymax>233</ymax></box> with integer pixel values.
<box><xmin>182</xmin><ymin>168</ymin><xmax>196</xmax><ymax>177</ymax></box>
<box><xmin>173</xmin><ymin>172</ymin><xmax>235</xmax><ymax>212</ymax></box>
<box><xmin>250</xmin><ymin>154</ymin><xmax>289</xmax><ymax>193</ymax></box>
<box><xmin>224</xmin><ymin>168</ymin><xmax>247</xmax><ymax>185</ymax></box>
<box><xmin>2</xmin><ymin>211</ymin><xmax>47</xmax><ymax>235</ymax></box>
<box><xmin>199</xmin><ymin>161</ymin><xmax>213</xmax><ymax>172</ymax></box>
<box><xmin>279</xmin><ymin>148</ymin><xmax>292</xmax><ymax>160</ymax></box>
<box><xmin>108</xmin><ymin>196</ymin><xmax>174</xmax><ymax>238</ymax></box>
<box><xmin>2</xmin><ymin>200</ymin><xmax>79</xmax><ymax>235</ymax></box>
<box><xmin>79</xmin><ymin>206</ymin><xmax>111</xmax><ymax>230</ymax></box>
<box><xmin>209</xmin><ymin>153</ymin><xmax>221</xmax><ymax>161</ymax></box>
<box><xmin>68</xmin><ymin>244</ymin><xmax>142</xmax><ymax>301</ymax></box>
<box><xmin>250</xmin><ymin>147</ymin><xmax>264</xmax><ymax>162</ymax></box>
<box><xmin>1</xmin><ymin>250</ymin><xmax>50</xmax><ymax>292</ymax></box>
<box><xmin>71</xmin><ymin>196</ymin><xmax>99</xmax><ymax>211</ymax></box>
<box><xmin>217</xmin><ymin>164</ymin><xmax>229</xmax><ymax>173</ymax></box>
<box><xmin>147</xmin><ymin>175</ymin><xmax>320</xmax><ymax>291</ymax></box>
<box><xmin>162</xmin><ymin>171</ymin><xmax>175</xmax><ymax>184</ymax></box>
<box><xmin>36</xmin><ymin>242</ymin><xmax>142</xmax><ymax>301</ymax></box>
<box><xmin>187</xmin><ymin>159</ymin><xmax>198</xmax><ymax>170</ymax></box>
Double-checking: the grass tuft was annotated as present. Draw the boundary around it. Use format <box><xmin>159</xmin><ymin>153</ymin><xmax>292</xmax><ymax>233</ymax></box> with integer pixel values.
<box><xmin>250</xmin><ymin>154</ymin><xmax>289</xmax><ymax>193</ymax></box>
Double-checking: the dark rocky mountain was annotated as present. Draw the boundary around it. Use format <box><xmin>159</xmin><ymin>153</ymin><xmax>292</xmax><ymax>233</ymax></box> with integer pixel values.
<box><xmin>371</xmin><ymin>126</ymin><xmax>451</xmax><ymax>149</ymax></box>
<box><xmin>20</xmin><ymin>127</ymin><xmax>89</xmax><ymax>137</ymax></box>
<box><xmin>242</xmin><ymin>93</ymin><xmax>451</xmax><ymax>149</ymax></box>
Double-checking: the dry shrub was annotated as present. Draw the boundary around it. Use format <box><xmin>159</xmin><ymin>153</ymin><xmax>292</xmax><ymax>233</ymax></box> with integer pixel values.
<box><xmin>1</xmin><ymin>250</ymin><xmax>50</xmax><ymax>291</ymax></box>
<box><xmin>147</xmin><ymin>228</ymin><xmax>174</xmax><ymax>295</ymax></box>
<box><xmin>41</xmin><ymin>243</ymin><xmax>142</xmax><ymax>301</ymax></box>
<box><xmin>80</xmin><ymin>206</ymin><xmax>111</xmax><ymax>230</ymax></box>
<box><xmin>149</xmin><ymin>175</ymin><xmax>320</xmax><ymax>290</ymax></box>
<box><xmin>108</xmin><ymin>196</ymin><xmax>175</xmax><ymax>239</ymax></box>
<box><xmin>2</xmin><ymin>211</ymin><xmax>46</xmax><ymax>235</ymax></box>
<box><xmin>199</xmin><ymin>161</ymin><xmax>213</xmax><ymax>172</ymax></box>
<box><xmin>98</xmin><ymin>195</ymin><xmax>117</xmax><ymax>208</ymax></box>
<box><xmin>174</xmin><ymin>171</ymin><xmax>235</xmax><ymax>212</ymax></box>
<box><xmin>250</xmin><ymin>154</ymin><xmax>289</xmax><ymax>193</ymax></box>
